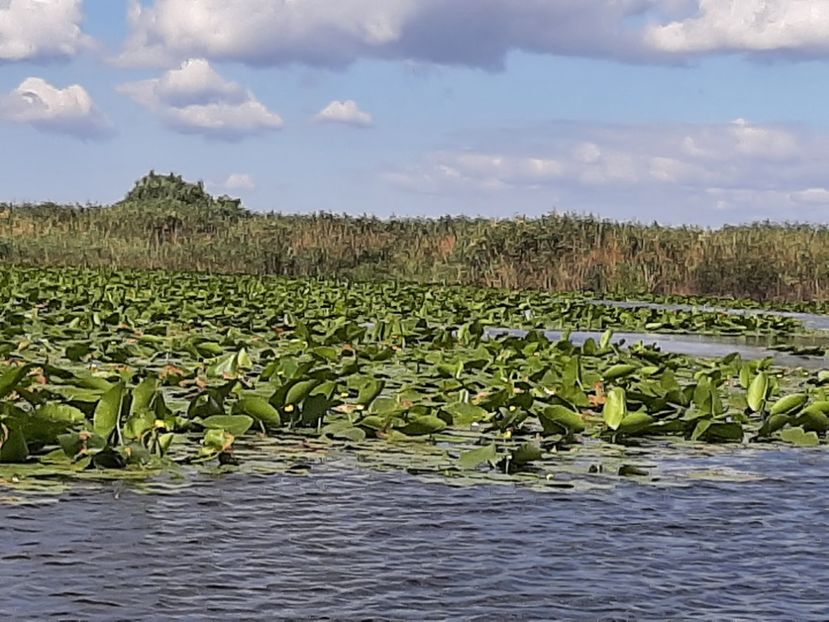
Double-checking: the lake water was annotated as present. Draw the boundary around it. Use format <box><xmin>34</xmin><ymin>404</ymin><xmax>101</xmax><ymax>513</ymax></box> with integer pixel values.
<box><xmin>4</xmin><ymin>301</ymin><xmax>829</xmax><ymax>620</ymax></box>
<box><xmin>592</xmin><ymin>298</ymin><xmax>829</xmax><ymax>332</ymax></box>
<box><xmin>3</xmin><ymin>449</ymin><xmax>829</xmax><ymax>620</ymax></box>
<box><xmin>488</xmin><ymin>327</ymin><xmax>829</xmax><ymax>369</ymax></box>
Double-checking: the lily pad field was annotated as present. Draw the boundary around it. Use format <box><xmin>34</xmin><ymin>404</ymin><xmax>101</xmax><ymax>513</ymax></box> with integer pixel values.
<box><xmin>5</xmin><ymin>265</ymin><xmax>829</xmax><ymax>619</ymax></box>
<box><xmin>2</xmin><ymin>265</ymin><xmax>829</xmax><ymax>494</ymax></box>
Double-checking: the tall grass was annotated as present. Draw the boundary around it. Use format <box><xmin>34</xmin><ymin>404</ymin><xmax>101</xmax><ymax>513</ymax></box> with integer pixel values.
<box><xmin>1</xmin><ymin>172</ymin><xmax>828</xmax><ymax>301</ymax></box>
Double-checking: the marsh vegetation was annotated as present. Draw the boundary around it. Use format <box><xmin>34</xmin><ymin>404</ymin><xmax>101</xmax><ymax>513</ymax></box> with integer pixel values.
<box><xmin>2</xmin><ymin>172</ymin><xmax>829</xmax><ymax>302</ymax></box>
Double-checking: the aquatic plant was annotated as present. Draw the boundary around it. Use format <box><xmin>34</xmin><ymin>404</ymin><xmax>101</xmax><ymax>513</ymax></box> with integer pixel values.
<box><xmin>0</xmin><ymin>267</ymin><xmax>827</xmax><ymax>493</ymax></box>
<box><xmin>3</xmin><ymin>173</ymin><xmax>829</xmax><ymax>301</ymax></box>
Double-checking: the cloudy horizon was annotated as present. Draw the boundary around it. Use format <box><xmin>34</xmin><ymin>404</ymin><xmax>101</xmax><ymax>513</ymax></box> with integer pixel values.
<box><xmin>2</xmin><ymin>1</ymin><xmax>829</xmax><ymax>225</ymax></box>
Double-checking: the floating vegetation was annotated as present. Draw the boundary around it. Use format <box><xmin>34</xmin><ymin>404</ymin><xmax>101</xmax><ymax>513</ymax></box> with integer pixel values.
<box><xmin>597</xmin><ymin>291</ymin><xmax>829</xmax><ymax>316</ymax></box>
<box><xmin>0</xmin><ymin>266</ymin><xmax>827</xmax><ymax>495</ymax></box>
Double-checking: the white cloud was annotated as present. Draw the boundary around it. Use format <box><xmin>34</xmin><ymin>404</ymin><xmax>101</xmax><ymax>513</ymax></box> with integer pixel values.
<box><xmin>0</xmin><ymin>0</ymin><xmax>92</xmax><ymax>62</ymax></box>
<box><xmin>117</xmin><ymin>1</ymin><xmax>829</xmax><ymax>67</ymax></box>
<box><xmin>146</xmin><ymin>58</ymin><xmax>247</xmax><ymax>107</ymax></box>
<box><xmin>314</xmin><ymin>100</ymin><xmax>373</xmax><ymax>127</ymax></box>
<box><xmin>646</xmin><ymin>0</ymin><xmax>829</xmax><ymax>55</ymax></box>
<box><xmin>386</xmin><ymin>119</ymin><xmax>829</xmax><ymax>221</ymax></box>
<box><xmin>117</xmin><ymin>58</ymin><xmax>283</xmax><ymax>140</ymax></box>
<box><xmin>118</xmin><ymin>0</ymin><xmax>664</xmax><ymax>68</ymax></box>
<box><xmin>729</xmin><ymin>117</ymin><xmax>798</xmax><ymax>159</ymax></box>
<box><xmin>0</xmin><ymin>77</ymin><xmax>111</xmax><ymax>138</ymax></box>
<box><xmin>790</xmin><ymin>187</ymin><xmax>829</xmax><ymax>205</ymax></box>
<box><xmin>223</xmin><ymin>173</ymin><xmax>255</xmax><ymax>190</ymax></box>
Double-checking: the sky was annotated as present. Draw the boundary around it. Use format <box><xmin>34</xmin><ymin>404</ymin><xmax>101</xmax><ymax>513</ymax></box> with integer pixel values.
<box><xmin>2</xmin><ymin>1</ymin><xmax>829</xmax><ymax>225</ymax></box>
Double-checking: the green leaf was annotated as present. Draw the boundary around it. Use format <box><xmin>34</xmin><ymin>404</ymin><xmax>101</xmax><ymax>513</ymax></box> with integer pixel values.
<box><xmin>93</xmin><ymin>383</ymin><xmax>124</xmax><ymax>440</ymax></box>
<box><xmin>691</xmin><ymin>418</ymin><xmax>712</xmax><ymax>441</ymax></box>
<box><xmin>739</xmin><ymin>364</ymin><xmax>751</xmax><ymax>389</ymax></box>
<box><xmin>57</xmin><ymin>432</ymin><xmax>107</xmax><ymax>459</ymax></box>
<box><xmin>208</xmin><ymin>350</ymin><xmax>251</xmax><ymax>378</ymax></box>
<box><xmin>195</xmin><ymin>341</ymin><xmax>224</xmax><ymax>357</ymax></box>
<box><xmin>321</xmin><ymin>421</ymin><xmax>366</xmax><ymax>442</ymax></box>
<box><xmin>237</xmin><ymin>348</ymin><xmax>252</xmax><ymax>368</ymax></box>
<box><xmin>72</xmin><ymin>371</ymin><xmax>114</xmax><ymax>392</ymax></box>
<box><xmin>604</xmin><ymin>364</ymin><xmax>637</xmax><ymax>382</ymax></box>
<box><xmin>0</xmin><ymin>364</ymin><xmax>32</xmax><ymax>399</ymax></box>
<box><xmin>511</xmin><ymin>442</ymin><xmax>542</xmax><ymax>465</ymax></box>
<box><xmin>806</xmin><ymin>400</ymin><xmax>829</xmax><ymax>414</ymax></box>
<box><xmin>617</xmin><ymin>412</ymin><xmax>654</xmax><ymax>436</ymax></box>
<box><xmin>20</xmin><ymin>404</ymin><xmax>86</xmax><ymax>444</ymax></box>
<box><xmin>693</xmin><ymin>379</ymin><xmax>717</xmax><ymax>415</ymax></box>
<box><xmin>399</xmin><ymin>415</ymin><xmax>447</xmax><ymax>436</ymax></box>
<box><xmin>769</xmin><ymin>394</ymin><xmax>808</xmax><ymax>416</ymax></box>
<box><xmin>285</xmin><ymin>379</ymin><xmax>320</xmax><ymax>406</ymax></box>
<box><xmin>747</xmin><ymin>371</ymin><xmax>768</xmax><ymax>413</ymax></box>
<box><xmin>759</xmin><ymin>414</ymin><xmax>790</xmax><ymax>437</ymax></box>
<box><xmin>357</xmin><ymin>415</ymin><xmax>386</xmax><ymax>431</ymax></box>
<box><xmin>131</xmin><ymin>376</ymin><xmax>159</xmax><ymax>414</ymax></box>
<box><xmin>369</xmin><ymin>396</ymin><xmax>402</xmax><ymax>416</ymax></box>
<box><xmin>158</xmin><ymin>433</ymin><xmax>175</xmax><ymax>455</ymax></box>
<box><xmin>0</xmin><ymin>425</ymin><xmax>28</xmax><ymax>463</ymax></box>
<box><xmin>796</xmin><ymin>407</ymin><xmax>829</xmax><ymax>434</ymax></box>
<box><xmin>539</xmin><ymin>405</ymin><xmax>585</xmax><ymax>435</ymax></box>
<box><xmin>233</xmin><ymin>397</ymin><xmax>281</xmax><ymax>428</ymax></box>
<box><xmin>603</xmin><ymin>387</ymin><xmax>627</xmax><ymax>431</ymax></box>
<box><xmin>779</xmin><ymin>427</ymin><xmax>820</xmax><ymax>447</ymax></box>
<box><xmin>458</xmin><ymin>443</ymin><xmax>497</xmax><ymax>469</ymax></box>
<box><xmin>300</xmin><ymin>394</ymin><xmax>333</xmax><ymax>427</ymax></box>
<box><xmin>202</xmin><ymin>415</ymin><xmax>254</xmax><ymax>437</ymax></box>
<box><xmin>91</xmin><ymin>448</ymin><xmax>127</xmax><ymax>470</ymax></box>
<box><xmin>599</xmin><ymin>329</ymin><xmax>613</xmax><ymax>350</ymax></box>
<box><xmin>202</xmin><ymin>428</ymin><xmax>234</xmax><ymax>452</ymax></box>
<box><xmin>707</xmin><ymin>422</ymin><xmax>743</xmax><ymax>443</ymax></box>
<box><xmin>123</xmin><ymin>411</ymin><xmax>155</xmax><ymax>440</ymax></box>
<box><xmin>356</xmin><ymin>379</ymin><xmax>385</xmax><ymax>405</ymax></box>
<box><xmin>444</xmin><ymin>401</ymin><xmax>489</xmax><ymax>425</ymax></box>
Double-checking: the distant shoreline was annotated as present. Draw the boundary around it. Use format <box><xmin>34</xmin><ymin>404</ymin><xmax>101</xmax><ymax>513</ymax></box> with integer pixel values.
<box><xmin>1</xmin><ymin>172</ymin><xmax>828</xmax><ymax>303</ymax></box>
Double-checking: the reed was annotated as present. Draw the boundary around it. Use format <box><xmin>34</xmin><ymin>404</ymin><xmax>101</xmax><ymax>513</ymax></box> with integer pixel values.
<box><xmin>1</xmin><ymin>172</ymin><xmax>827</xmax><ymax>301</ymax></box>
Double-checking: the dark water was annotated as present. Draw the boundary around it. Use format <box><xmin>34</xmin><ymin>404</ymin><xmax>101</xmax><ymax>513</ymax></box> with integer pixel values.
<box><xmin>3</xmin><ymin>450</ymin><xmax>829</xmax><ymax>621</ymax></box>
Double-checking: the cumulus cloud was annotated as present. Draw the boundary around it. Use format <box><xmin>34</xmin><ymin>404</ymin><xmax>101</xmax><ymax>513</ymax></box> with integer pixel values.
<box><xmin>116</xmin><ymin>1</ymin><xmax>829</xmax><ymax>67</ymax></box>
<box><xmin>386</xmin><ymin>119</ymin><xmax>829</xmax><ymax>221</ymax></box>
<box><xmin>646</xmin><ymin>0</ymin><xmax>829</xmax><ymax>56</ymax></box>
<box><xmin>314</xmin><ymin>100</ymin><xmax>373</xmax><ymax>127</ymax></box>
<box><xmin>0</xmin><ymin>77</ymin><xmax>111</xmax><ymax>138</ymax></box>
<box><xmin>118</xmin><ymin>0</ymin><xmax>666</xmax><ymax>68</ymax></box>
<box><xmin>0</xmin><ymin>0</ymin><xmax>93</xmax><ymax>62</ymax></box>
<box><xmin>117</xmin><ymin>58</ymin><xmax>283</xmax><ymax>140</ymax></box>
<box><xmin>223</xmin><ymin>173</ymin><xmax>255</xmax><ymax>190</ymax></box>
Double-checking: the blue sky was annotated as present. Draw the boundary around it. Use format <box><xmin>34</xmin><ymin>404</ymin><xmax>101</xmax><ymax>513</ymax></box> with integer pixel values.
<box><xmin>2</xmin><ymin>1</ymin><xmax>829</xmax><ymax>225</ymax></box>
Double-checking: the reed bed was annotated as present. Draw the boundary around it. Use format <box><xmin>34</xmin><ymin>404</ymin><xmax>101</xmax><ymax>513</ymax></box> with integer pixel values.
<box><xmin>1</xmin><ymin>172</ymin><xmax>827</xmax><ymax>301</ymax></box>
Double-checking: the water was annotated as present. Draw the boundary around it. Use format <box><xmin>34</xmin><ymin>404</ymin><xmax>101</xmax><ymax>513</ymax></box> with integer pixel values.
<box><xmin>4</xmin><ymin>301</ymin><xmax>829</xmax><ymax>620</ymax></box>
<box><xmin>489</xmin><ymin>327</ymin><xmax>829</xmax><ymax>369</ymax></box>
<box><xmin>3</xmin><ymin>450</ymin><xmax>829</xmax><ymax>620</ymax></box>
<box><xmin>504</xmin><ymin>297</ymin><xmax>829</xmax><ymax>368</ymax></box>
<box><xmin>593</xmin><ymin>298</ymin><xmax>829</xmax><ymax>331</ymax></box>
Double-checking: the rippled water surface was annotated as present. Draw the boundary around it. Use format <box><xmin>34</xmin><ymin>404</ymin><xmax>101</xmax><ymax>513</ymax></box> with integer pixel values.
<box><xmin>3</xmin><ymin>450</ymin><xmax>829</xmax><ymax>621</ymax></box>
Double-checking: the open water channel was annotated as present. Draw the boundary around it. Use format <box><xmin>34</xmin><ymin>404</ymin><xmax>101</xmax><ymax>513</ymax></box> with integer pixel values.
<box><xmin>2</xmin><ymin>451</ymin><xmax>829</xmax><ymax>620</ymax></box>
<box><xmin>3</xmin><ymin>302</ymin><xmax>829</xmax><ymax>620</ymax></box>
